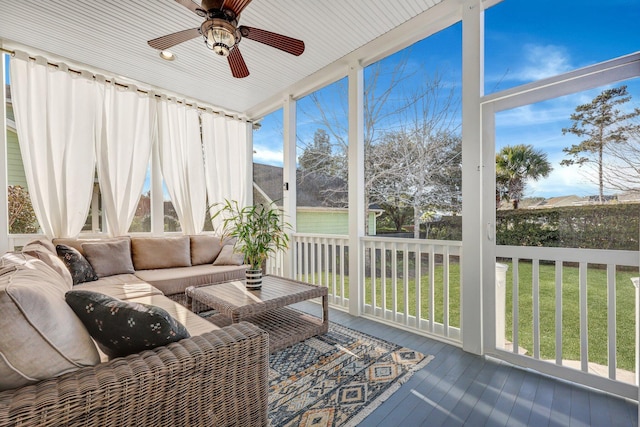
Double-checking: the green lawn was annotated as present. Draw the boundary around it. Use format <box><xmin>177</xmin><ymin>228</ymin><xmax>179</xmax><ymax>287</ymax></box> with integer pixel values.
<box><xmin>307</xmin><ymin>261</ymin><xmax>637</xmax><ymax>372</ymax></box>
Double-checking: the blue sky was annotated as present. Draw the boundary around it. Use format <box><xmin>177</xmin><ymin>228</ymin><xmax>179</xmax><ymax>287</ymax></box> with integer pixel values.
<box><xmin>253</xmin><ymin>0</ymin><xmax>640</xmax><ymax>199</ymax></box>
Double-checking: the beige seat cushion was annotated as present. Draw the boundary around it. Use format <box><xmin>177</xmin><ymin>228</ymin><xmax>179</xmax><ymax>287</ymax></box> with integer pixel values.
<box><xmin>131</xmin><ymin>236</ymin><xmax>191</xmax><ymax>270</ymax></box>
<box><xmin>134</xmin><ymin>264</ymin><xmax>246</xmax><ymax>296</ymax></box>
<box><xmin>0</xmin><ymin>262</ymin><xmax>100</xmax><ymax>391</ymax></box>
<box><xmin>74</xmin><ymin>274</ymin><xmax>164</xmax><ymax>300</ymax></box>
<box><xmin>125</xmin><ymin>294</ymin><xmax>219</xmax><ymax>338</ymax></box>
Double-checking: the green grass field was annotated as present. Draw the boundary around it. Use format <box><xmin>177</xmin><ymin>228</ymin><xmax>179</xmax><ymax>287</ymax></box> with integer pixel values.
<box><xmin>309</xmin><ymin>261</ymin><xmax>637</xmax><ymax>372</ymax></box>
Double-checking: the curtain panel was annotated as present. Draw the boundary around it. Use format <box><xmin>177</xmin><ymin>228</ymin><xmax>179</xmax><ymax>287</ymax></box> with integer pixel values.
<box><xmin>95</xmin><ymin>78</ymin><xmax>155</xmax><ymax>236</ymax></box>
<box><xmin>156</xmin><ymin>97</ymin><xmax>206</xmax><ymax>235</ymax></box>
<box><xmin>9</xmin><ymin>51</ymin><xmax>97</xmax><ymax>238</ymax></box>
<box><xmin>201</xmin><ymin>112</ymin><xmax>250</xmax><ymax>231</ymax></box>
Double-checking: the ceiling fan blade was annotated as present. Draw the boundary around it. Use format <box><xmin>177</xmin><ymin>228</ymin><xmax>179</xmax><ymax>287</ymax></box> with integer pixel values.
<box><xmin>174</xmin><ymin>0</ymin><xmax>205</xmax><ymax>16</ymax></box>
<box><xmin>239</xmin><ymin>26</ymin><xmax>305</xmax><ymax>56</ymax></box>
<box><xmin>148</xmin><ymin>28</ymin><xmax>201</xmax><ymax>50</ymax></box>
<box><xmin>228</xmin><ymin>46</ymin><xmax>250</xmax><ymax>78</ymax></box>
<box><xmin>222</xmin><ymin>0</ymin><xmax>253</xmax><ymax>16</ymax></box>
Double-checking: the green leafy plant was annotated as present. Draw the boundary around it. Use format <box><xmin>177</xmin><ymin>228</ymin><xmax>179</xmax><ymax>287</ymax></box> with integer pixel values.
<box><xmin>211</xmin><ymin>199</ymin><xmax>291</xmax><ymax>270</ymax></box>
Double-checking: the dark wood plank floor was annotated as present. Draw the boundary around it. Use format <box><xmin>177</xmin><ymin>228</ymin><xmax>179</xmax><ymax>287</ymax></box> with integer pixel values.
<box><xmin>293</xmin><ymin>301</ymin><xmax>638</xmax><ymax>427</ymax></box>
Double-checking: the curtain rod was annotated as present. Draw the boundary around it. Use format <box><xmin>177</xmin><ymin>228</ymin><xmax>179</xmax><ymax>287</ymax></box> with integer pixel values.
<box><xmin>0</xmin><ymin>47</ymin><xmax>251</xmax><ymax>123</ymax></box>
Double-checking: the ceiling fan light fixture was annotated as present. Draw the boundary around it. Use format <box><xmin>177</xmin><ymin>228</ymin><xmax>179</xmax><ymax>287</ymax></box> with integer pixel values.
<box><xmin>202</xmin><ymin>19</ymin><xmax>236</xmax><ymax>57</ymax></box>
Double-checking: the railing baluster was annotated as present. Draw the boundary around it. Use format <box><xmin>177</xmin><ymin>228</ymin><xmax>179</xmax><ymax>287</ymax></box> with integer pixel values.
<box><xmin>392</xmin><ymin>243</ymin><xmax>398</xmax><ymax>322</ymax></box>
<box><xmin>513</xmin><ymin>258</ymin><xmax>519</xmax><ymax>354</ymax></box>
<box><xmin>381</xmin><ymin>241</ymin><xmax>388</xmax><ymax>320</ymax></box>
<box><xmin>429</xmin><ymin>243</ymin><xmax>435</xmax><ymax>334</ymax></box>
<box><xmin>371</xmin><ymin>241</ymin><xmax>377</xmax><ymax>316</ymax></box>
<box><xmin>403</xmin><ymin>243</ymin><xmax>409</xmax><ymax>326</ymax></box>
<box><xmin>533</xmin><ymin>259</ymin><xmax>540</xmax><ymax>360</ymax></box>
<box><xmin>340</xmin><ymin>242</ymin><xmax>345</xmax><ymax>307</ymax></box>
<box><xmin>607</xmin><ymin>264</ymin><xmax>616</xmax><ymax>380</ymax></box>
<box><xmin>415</xmin><ymin>243</ymin><xmax>421</xmax><ymax>329</ymax></box>
<box><xmin>579</xmin><ymin>262</ymin><xmax>588</xmax><ymax>373</ymax></box>
<box><xmin>555</xmin><ymin>260</ymin><xmax>563</xmax><ymax>366</ymax></box>
<box><xmin>443</xmin><ymin>245</ymin><xmax>450</xmax><ymax>337</ymax></box>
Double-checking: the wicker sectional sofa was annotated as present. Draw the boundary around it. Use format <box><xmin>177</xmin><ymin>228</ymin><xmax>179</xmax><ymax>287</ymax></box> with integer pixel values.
<box><xmin>0</xmin><ymin>236</ymin><xmax>268</xmax><ymax>427</ymax></box>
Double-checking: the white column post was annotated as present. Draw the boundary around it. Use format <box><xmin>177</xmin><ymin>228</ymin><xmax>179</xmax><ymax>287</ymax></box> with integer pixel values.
<box><xmin>0</xmin><ymin>54</ymin><xmax>9</xmax><ymax>251</ymax></box>
<box><xmin>461</xmin><ymin>0</ymin><xmax>485</xmax><ymax>355</ymax></box>
<box><xmin>283</xmin><ymin>96</ymin><xmax>297</xmax><ymax>279</ymax></box>
<box><xmin>348</xmin><ymin>62</ymin><xmax>364</xmax><ymax>316</ymax></box>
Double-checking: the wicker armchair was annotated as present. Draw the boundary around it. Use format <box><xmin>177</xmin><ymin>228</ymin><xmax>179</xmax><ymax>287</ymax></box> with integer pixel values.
<box><xmin>0</xmin><ymin>322</ymin><xmax>269</xmax><ymax>427</ymax></box>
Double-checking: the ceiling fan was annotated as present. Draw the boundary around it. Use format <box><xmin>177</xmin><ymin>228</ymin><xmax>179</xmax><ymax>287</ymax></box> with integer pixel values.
<box><xmin>148</xmin><ymin>0</ymin><xmax>305</xmax><ymax>78</ymax></box>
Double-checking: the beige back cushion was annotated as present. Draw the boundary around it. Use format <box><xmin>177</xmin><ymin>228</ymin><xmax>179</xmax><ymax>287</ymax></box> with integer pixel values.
<box><xmin>82</xmin><ymin>239</ymin><xmax>135</xmax><ymax>277</ymax></box>
<box><xmin>0</xmin><ymin>262</ymin><xmax>100</xmax><ymax>391</ymax></box>
<box><xmin>190</xmin><ymin>235</ymin><xmax>224</xmax><ymax>265</ymax></box>
<box><xmin>131</xmin><ymin>236</ymin><xmax>191</xmax><ymax>270</ymax></box>
<box><xmin>52</xmin><ymin>236</ymin><xmax>131</xmax><ymax>257</ymax></box>
<box><xmin>1</xmin><ymin>251</ymin><xmax>72</xmax><ymax>291</ymax></box>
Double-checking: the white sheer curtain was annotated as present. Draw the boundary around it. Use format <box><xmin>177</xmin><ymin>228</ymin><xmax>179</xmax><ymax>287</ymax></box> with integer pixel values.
<box><xmin>156</xmin><ymin>97</ymin><xmax>206</xmax><ymax>235</ymax></box>
<box><xmin>9</xmin><ymin>51</ymin><xmax>97</xmax><ymax>238</ymax></box>
<box><xmin>201</xmin><ymin>111</ymin><xmax>250</xmax><ymax>230</ymax></box>
<box><xmin>95</xmin><ymin>78</ymin><xmax>155</xmax><ymax>236</ymax></box>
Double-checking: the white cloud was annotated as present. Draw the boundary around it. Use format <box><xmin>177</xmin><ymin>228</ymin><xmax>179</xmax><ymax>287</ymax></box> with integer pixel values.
<box><xmin>514</xmin><ymin>44</ymin><xmax>573</xmax><ymax>81</ymax></box>
<box><xmin>526</xmin><ymin>164</ymin><xmax>597</xmax><ymax>198</ymax></box>
<box><xmin>253</xmin><ymin>145</ymin><xmax>284</xmax><ymax>166</ymax></box>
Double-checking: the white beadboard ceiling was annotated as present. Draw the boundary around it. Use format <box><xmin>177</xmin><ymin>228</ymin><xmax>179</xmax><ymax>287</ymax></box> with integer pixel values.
<box><xmin>0</xmin><ymin>0</ymin><xmax>444</xmax><ymax>118</ymax></box>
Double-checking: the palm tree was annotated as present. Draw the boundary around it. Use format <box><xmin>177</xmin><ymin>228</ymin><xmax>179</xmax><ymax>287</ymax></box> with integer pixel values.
<box><xmin>496</xmin><ymin>144</ymin><xmax>552</xmax><ymax>209</ymax></box>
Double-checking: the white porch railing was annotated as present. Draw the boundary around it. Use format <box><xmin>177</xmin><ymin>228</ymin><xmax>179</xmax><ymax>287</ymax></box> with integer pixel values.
<box><xmin>291</xmin><ymin>233</ymin><xmax>350</xmax><ymax>309</ymax></box>
<box><xmin>494</xmin><ymin>245</ymin><xmax>639</xmax><ymax>399</ymax></box>
<box><xmin>290</xmin><ymin>233</ymin><xmax>463</xmax><ymax>344</ymax></box>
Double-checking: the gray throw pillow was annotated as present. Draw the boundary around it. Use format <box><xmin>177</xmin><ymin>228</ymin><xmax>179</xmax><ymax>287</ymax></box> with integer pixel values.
<box><xmin>190</xmin><ymin>235</ymin><xmax>224</xmax><ymax>265</ymax></box>
<box><xmin>82</xmin><ymin>240</ymin><xmax>135</xmax><ymax>278</ymax></box>
<box><xmin>212</xmin><ymin>245</ymin><xmax>245</xmax><ymax>266</ymax></box>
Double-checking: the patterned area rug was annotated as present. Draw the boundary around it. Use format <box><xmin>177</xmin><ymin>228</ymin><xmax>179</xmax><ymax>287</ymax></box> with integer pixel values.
<box><xmin>266</xmin><ymin>323</ymin><xmax>432</xmax><ymax>426</ymax></box>
<box><xmin>170</xmin><ymin>294</ymin><xmax>433</xmax><ymax>426</ymax></box>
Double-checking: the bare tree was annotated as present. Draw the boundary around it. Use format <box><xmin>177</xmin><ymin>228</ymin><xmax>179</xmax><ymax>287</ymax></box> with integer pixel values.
<box><xmin>561</xmin><ymin>85</ymin><xmax>640</xmax><ymax>202</ymax></box>
<box><xmin>369</xmin><ymin>72</ymin><xmax>462</xmax><ymax>238</ymax></box>
<box><xmin>598</xmin><ymin>116</ymin><xmax>640</xmax><ymax>192</ymax></box>
<box><xmin>298</xmin><ymin>53</ymin><xmax>461</xmax><ymax>236</ymax></box>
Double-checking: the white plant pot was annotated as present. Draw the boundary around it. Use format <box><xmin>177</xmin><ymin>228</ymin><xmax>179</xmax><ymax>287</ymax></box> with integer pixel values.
<box><xmin>245</xmin><ymin>269</ymin><xmax>263</xmax><ymax>290</ymax></box>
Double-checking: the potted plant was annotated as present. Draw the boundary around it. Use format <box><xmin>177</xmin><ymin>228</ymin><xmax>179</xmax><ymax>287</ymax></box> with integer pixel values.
<box><xmin>212</xmin><ymin>199</ymin><xmax>291</xmax><ymax>290</ymax></box>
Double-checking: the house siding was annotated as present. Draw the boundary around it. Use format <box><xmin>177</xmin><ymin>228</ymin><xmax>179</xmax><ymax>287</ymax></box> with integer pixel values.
<box><xmin>6</xmin><ymin>129</ymin><xmax>27</xmax><ymax>188</ymax></box>
<box><xmin>296</xmin><ymin>210</ymin><xmax>377</xmax><ymax>235</ymax></box>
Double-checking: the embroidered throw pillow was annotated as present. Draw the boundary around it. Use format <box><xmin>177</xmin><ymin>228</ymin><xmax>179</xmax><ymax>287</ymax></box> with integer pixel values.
<box><xmin>56</xmin><ymin>244</ymin><xmax>99</xmax><ymax>285</ymax></box>
<box><xmin>65</xmin><ymin>290</ymin><xmax>190</xmax><ymax>359</ymax></box>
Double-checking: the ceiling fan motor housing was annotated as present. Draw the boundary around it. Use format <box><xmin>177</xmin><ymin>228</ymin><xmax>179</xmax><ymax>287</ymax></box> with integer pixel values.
<box><xmin>200</xmin><ymin>16</ymin><xmax>240</xmax><ymax>56</ymax></box>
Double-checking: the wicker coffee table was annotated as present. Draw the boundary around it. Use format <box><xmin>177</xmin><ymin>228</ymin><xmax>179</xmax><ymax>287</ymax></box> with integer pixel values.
<box><xmin>185</xmin><ymin>275</ymin><xmax>328</xmax><ymax>353</ymax></box>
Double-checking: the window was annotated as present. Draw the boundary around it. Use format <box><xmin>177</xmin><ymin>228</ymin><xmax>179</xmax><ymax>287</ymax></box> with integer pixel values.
<box><xmin>252</xmin><ymin>108</ymin><xmax>284</xmax><ymax>208</ymax></box>
<box><xmin>129</xmin><ymin>166</ymin><xmax>151</xmax><ymax>233</ymax></box>
<box><xmin>5</xmin><ymin>54</ymin><xmax>41</xmax><ymax>235</ymax></box>
<box><xmin>363</xmin><ymin>23</ymin><xmax>462</xmax><ymax>240</ymax></box>
<box><xmin>296</xmin><ymin>78</ymin><xmax>349</xmax><ymax>235</ymax></box>
<box><xmin>495</xmin><ymin>78</ymin><xmax>640</xmax><ymax>249</ymax></box>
